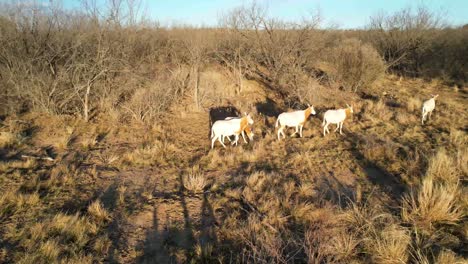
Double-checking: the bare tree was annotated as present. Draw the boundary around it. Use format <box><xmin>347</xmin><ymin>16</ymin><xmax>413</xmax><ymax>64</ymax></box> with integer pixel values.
<box><xmin>220</xmin><ymin>2</ymin><xmax>324</xmax><ymax>95</ymax></box>
<box><xmin>179</xmin><ymin>29</ymin><xmax>212</xmax><ymax>110</ymax></box>
<box><xmin>366</xmin><ymin>5</ymin><xmax>445</xmax><ymax>75</ymax></box>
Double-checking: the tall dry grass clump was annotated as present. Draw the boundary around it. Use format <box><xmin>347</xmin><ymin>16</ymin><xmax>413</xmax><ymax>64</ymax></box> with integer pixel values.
<box><xmin>426</xmin><ymin>149</ymin><xmax>459</xmax><ymax>184</ymax></box>
<box><xmin>457</xmin><ymin>148</ymin><xmax>468</xmax><ymax>178</ymax></box>
<box><xmin>406</xmin><ymin>97</ymin><xmax>420</xmax><ymax>113</ymax></box>
<box><xmin>183</xmin><ymin>173</ymin><xmax>207</xmax><ymax>193</ymax></box>
<box><xmin>87</xmin><ymin>200</ymin><xmax>111</xmax><ymax>224</ymax></box>
<box><xmin>402</xmin><ymin>175</ymin><xmax>462</xmax><ymax>231</ymax></box>
<box><xmin>366</xmin><ymin>224</ymin><xmax>411</xmax><ymax>264</ymax></box>
<box><xmin>449</xmin><ymin>128</ymin><xmax>468</xmax><ymax>146</ymax></box>
<box><xmin>0</xmin><ymin>131</ymin><xmax>20</xmax><ymax>148</ymax></box>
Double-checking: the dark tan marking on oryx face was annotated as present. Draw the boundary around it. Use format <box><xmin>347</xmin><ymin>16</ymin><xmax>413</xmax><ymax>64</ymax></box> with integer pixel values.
<box><xmin>304</xmin><ymin>107</ymin><xmax>312</xmax><ymax>120</ymax></box>
<box><xmin>345</xmin><ymin>108</ymin><xmax>353</xmax><ymax>119</ymax></box>
<box><xmin>244</xmin><ymin>126</ymin><xmax>253</xmax><ymax>136</ymax></box>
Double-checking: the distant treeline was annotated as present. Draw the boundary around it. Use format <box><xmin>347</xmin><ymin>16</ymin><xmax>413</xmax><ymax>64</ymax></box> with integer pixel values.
<box><xmin>0</xmin><ymin>1</ymin><xmax>466</xmax><ymax>119</ymax></box>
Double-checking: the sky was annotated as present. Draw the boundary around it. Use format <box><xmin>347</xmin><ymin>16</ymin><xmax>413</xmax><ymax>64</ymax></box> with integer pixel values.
<box><xmin>34</xmin><ymin>0</ymin><xmax>468</xmax><ymax>28</ymax></box>
<box><xmin>141</xmin><ymin>0</ymin><xmax>468</xmax><ymax>28</ymax></box>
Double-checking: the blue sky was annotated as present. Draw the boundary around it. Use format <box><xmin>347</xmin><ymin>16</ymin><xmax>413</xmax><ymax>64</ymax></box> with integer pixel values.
<box><xmin>60</xmin><ymin>0</ymin><xmax>468</xmax><ymax>28</ymax></box>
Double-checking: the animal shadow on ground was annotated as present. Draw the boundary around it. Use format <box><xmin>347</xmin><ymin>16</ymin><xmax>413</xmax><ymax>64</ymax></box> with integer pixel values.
<box><xmin>255</xmin><ymin>97</ymin><xmax>282</xmax><ymax>118</ymax></box>
<box><xmin>255</xmin><ymin>98</ymin><xmax>284</xmax><ymax>137</ymax></box>
<box><xmin>208</xmin><ymin>105</ymin><xmax>241</xmax><ymax>139</ymax></box>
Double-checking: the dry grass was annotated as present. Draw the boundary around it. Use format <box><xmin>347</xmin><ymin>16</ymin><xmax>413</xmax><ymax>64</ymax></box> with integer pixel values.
<box><xmin>49</xmin><ymin>213</ymin><xmax>98</xmax><ymax>247</ymax></box>
<box><xmin>449</xmin><ymin>128</ymin><xmax>468</xmax><ymax>146</ymax></box>
<box><xmin>4</xmin><ymin>209</ymin><xmax>99</xmax><ymax>263</ymax></box>
<box><xmin>94</xmin><ymin>235</ymin><xmax>111</xmax><ymax>256</ymax></box>
<box><xmin>426</xmin><ymin>149</ymin><xmax>459</xmax><ymax>184</ymax></box>
<box><xmin>435</xmin><ymin>249</ymin><xmax>467</xmax><ymax>264</ymax></box>
<box><xmin>361</xmin><ymin>134</ymin><xmax>398</xmax><ymax>164</ymax></box>
<box><xmin>0</xmin><ymin>191</ymin><xmax>40</xmax><ymax>219</ymax></box>
<box><xmin>371</xmin><ymin>99</ymin><xmax>393</xmax><ymax>121</ymax></box>
<box><xmin>183</xmin><ymin>173</ymin><xmax>207</xmax><ymax>193</ymax></box>
<box><xmin>394</xmin><ymin>110</ymin><xmax>415</xmax><ymax>125</ymax></box>
<box><xmin>0</xmin><ymin>131</ymin><xmax>19</xmax><ymax>148</ymax></box>
<box><xmin>329</xmin><ymin>232</ymin><xmax>360</xmax><ymax>261</ymax></box>
<box><xmin>0</xmin><ymin>63</ymin><xmax>466</xmax><ymax>262</ymax></box>
<box><xmin>457</xmin><ymin>148</ymin><xmax>468</xmax><ymax>178</ymax></box>
<box><xmin>121</xmin><ymin>139</ymin><xmax>178</xmax><ymax>167</ymax></box>
<box><xmin>367</xmin><ymin>224</ymin><xmax>411</xmax><ymax>264</ymax></box>
<box><xmin>0</xmin><ymin>159</ymin><xmax>37</xmax><ymax>173</ymax></box>
<box><xmin>406</xmin><ymin>97</ymin><xmax>420</xmax><ymax>113</ymax></box>
<box><xmin>402</xmin><ymin>175</ymin><xmax>462</xmax><ymax>231</ymax></box>
<box><xmin>88</xmin><ymin>200</ymin><xmax>111</xmax><ymax>224</ymax></box>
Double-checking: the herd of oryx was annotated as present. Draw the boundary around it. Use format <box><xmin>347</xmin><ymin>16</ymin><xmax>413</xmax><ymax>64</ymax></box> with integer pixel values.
<box><xmin>210</xmin><ymin>94</ymin><xmax>439</xmax><ymax>149</ymax></box>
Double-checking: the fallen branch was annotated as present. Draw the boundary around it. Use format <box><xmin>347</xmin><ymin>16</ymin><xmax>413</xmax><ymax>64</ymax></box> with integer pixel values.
<box><xmin>21</xmin><ymin>155</ymin><xmax>54</xmax><ymax>161</ymax></box>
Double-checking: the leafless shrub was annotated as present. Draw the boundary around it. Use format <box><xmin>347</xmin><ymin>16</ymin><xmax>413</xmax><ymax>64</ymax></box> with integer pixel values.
<box><xmin>327</xmin><ymin>38</ymin><xmax>386</xmax><ymax>92</ymax></box>
<box><xmin>220</xmin><ymin>2</ymin><xmax>326</xmax><ymax>94</ymax></box>
<box><xmin>366</xmin><ymin>5</ymin><xmax>444</xmax><ymax>74</ymax></box>
<box><xmin>122</xmin><ymin>84</ymin><xmax>175</xmax><ymax>124</ymax></box>
<box><xmin>0</xmin><ymin>1</ymin><xmax>177</xmax><ymax>120</ymax></box>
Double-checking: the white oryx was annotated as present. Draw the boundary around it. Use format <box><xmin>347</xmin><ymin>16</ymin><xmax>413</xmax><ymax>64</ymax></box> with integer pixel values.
<box><xmin>211</xmin><ymin>113</ymin><xmax>254</xmax><ymax>149</ymax></box>
<box><xmin>421</xmin><ymin>94</ymin><xmax>439</xmax><ymax>125</ymax></box>
<box><xmin>224</xmin><ymin>117</ymin><xmax>254</xmax><ymax>144</ymax></box>
<box><xmin>322</xmin><ymin>104</ymin><xmax>353</xmax><ymax>136</ymax></box>
<box><xmin>276</xmin><ymin>105</ymin><xmax>316</xmax><ymax>140</ymax></box>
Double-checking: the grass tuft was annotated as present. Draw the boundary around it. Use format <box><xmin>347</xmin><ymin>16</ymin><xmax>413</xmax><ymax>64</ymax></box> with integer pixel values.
<box><xmin>402</xmin><ymin>175</ymin><xmax>462</xmax><ymax>231</ymax></box>
<box><xmin>88</xmin><ymin>200</ymin><xmax>111</xmax><ymax>224</ymax></box>
<box><xmin>183</xmin><ymin>173</ymin><xmax>207</xmax><ymax>193</ymax></box>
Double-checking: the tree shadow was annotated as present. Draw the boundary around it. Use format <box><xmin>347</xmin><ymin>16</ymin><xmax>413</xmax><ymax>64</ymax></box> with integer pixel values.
<box><xmin>137</xmin><ymin>204</ymin><xmax>175</xmax><ymax>264</ymax></box>
<box><xmin>344</xmin><ymin>131</ymin><xmax>407</xmax><ymax>205</ymax></box>
<box><xmin>137</xmin><ymin>170</ymin><xmax>221</xmax><ymax>263</ymax></box>
<box><xmin>316</xmin><ymin>171</ymin><xmax>356</xmax><ymax>208</ymax></box>
<box><xmin>197</xmin><ymin>191</ymin><xmax>219</xmax><ymax>261</ymax></box>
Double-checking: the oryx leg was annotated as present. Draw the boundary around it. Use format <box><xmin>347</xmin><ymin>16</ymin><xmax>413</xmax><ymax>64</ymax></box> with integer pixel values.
<box><xmin>339</xmin><ymin>122</ymin><xmax>344</xmax><ymax>135</ymax></box>
<box><xmin>422</xmin><ymin>111</ymin><xmax>427</xmax><ymax>124</ymax></box>
<box><xmin>278</xmin><ymin>126</ymin><xmax>286</xmax><ymax>140</ymax></box>
<box><xmin>299</xmin><ymin>124</ymin><xmax>304</xmax><ymax>137</ymax></box>
<box><xmin>241</xmin><ymin>130</ymin><xmax>248</xmax><ymax>143</ymax></box>
<box><xmin>323</xmin><ymin>123</ymin><xmax>328</xmax><ymax>136</ymax></box>
<box><xmin>334</xmin><ymin>124</ymin><xmax>339</xmax><ymax>132</ymax></box>
<box><xmin>232</xmin><ymin>134</ymin><xmax>240</xmax><ymax>146</ymax></box>
<box><xmin>218</xmin><ymin>136</ymin><xmax>227</xmax><ymax>148</ymax></box>
<box><xmin>292</xmin><ymin>126</ymin><xmax>299</xmax><ymax>137</ymax></box>
<box><xmin>211</xmin><ymin>135</ymin><xmax>216</xmax><ymax>149</ymax></box>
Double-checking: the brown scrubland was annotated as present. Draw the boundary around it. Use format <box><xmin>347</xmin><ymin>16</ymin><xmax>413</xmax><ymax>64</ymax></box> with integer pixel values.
<box><xmin>0</xmin><ymin>1</ymin><xmax>467</xmax><ymax>263</ymax></box>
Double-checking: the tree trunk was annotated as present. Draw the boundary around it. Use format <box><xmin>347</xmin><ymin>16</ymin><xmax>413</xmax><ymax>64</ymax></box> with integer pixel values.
<box><xmin>84</xmin><ymin>84</ymin><xmax>91</xmax><ymax>122</ymax></box>
<box><xmin>238</xmin><ymin>50</ymin><xmax>243</xmax><ymax>94</ymax></box>
<box><xmin>194</xmin><ymin>65</ymin><xmax>200</xmax><ymax>110</ymax></box>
